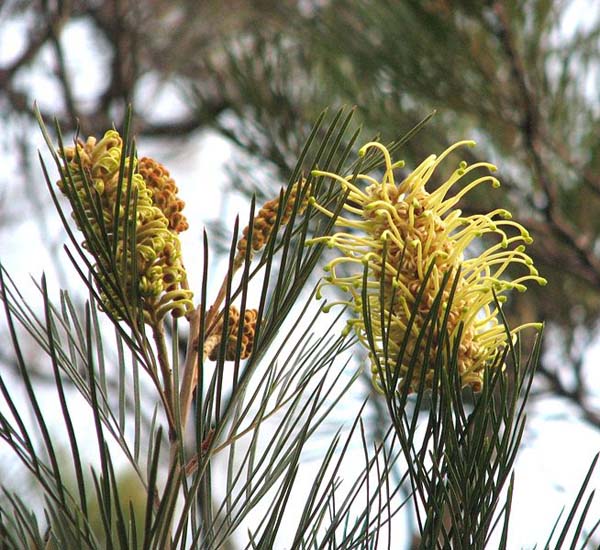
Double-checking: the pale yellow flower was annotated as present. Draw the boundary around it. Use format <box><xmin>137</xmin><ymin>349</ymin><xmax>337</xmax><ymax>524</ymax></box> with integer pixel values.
<box><xmin>309</xmin><ymin>141</ymin><xmax>546</xmax><ymax>393</ymax></box>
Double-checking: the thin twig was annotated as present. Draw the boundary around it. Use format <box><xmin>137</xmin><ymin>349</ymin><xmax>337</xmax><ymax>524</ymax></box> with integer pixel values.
<box><xmin>44</xmin><ymin>2</ymin><xmax>78</xmax><ymax>126</ymax></box>
<box><xmin>178</xmin><ymin>305</ymin><xmax>202</xmax><ymax>433</ymax></box>
<box><xmin>536</xmin><ymin>362</ymin><xmax>600</xmax><ymax>429</ymax></box>
<box><xmin>151</xmin><ymin>321</ymin><xmax>176</xmax><ymax>437</ymax></box>
<box><xmin>178</xmin><ymin>252</ymin><xmax>245</xmax><ymax>435</ymax></box>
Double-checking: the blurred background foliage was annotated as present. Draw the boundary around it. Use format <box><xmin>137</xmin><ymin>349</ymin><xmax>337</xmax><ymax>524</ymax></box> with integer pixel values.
<box><xmin>1</xmin><ymin>0</ymin><xmax>600</xmax><ymax>545</ymax></box>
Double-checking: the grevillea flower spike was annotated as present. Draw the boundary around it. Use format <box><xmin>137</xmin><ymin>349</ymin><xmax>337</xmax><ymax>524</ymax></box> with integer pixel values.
<box><xmin>58</xmin><ymin>130</ymin><xmax>194</xmax><ymax>323</ymax></box>
<box><xmin>308</xmin><ymin>140</ymin><xmax>546</xmax><ymax>394</ymax></box>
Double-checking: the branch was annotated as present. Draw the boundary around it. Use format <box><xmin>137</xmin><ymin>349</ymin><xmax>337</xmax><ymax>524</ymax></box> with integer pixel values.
<box><xmin>45</xmin><ymin>2</ymin><xmax>79</xmax><ymax>126</ymax></box>
<box><xmin>0</xmin><ymin>16</ymin><xmax>57</xmax><ymax>87</ymax></box>
<box><xmin>536</xmin><ymin>361</ymin><xmax>600</xmax><ymax>430</ymax></box>
<box><xmin>492</xmin><ymin>1</ymin><xmax>600</xmax><ymax>288</ymax></box>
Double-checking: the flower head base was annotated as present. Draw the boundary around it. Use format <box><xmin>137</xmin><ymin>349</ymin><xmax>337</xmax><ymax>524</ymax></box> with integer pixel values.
<box><xmin>58</xmin><ymin>130</ymin><xmax>194</xmax><ymax>322</ymax></box>
<box><xmin>309</xmin><ymin>141</ymin><xmax>546</xmax><ymax>394</ymax></box>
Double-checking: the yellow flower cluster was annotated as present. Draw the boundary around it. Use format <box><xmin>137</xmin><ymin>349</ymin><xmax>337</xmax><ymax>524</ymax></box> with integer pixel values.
<box><xmin>59</xmin><ymin>130</ymin><xmax>194</xmax><ymax>322</ymax></box>
<box><xmin>309</xmin><ymin>141</ymin><xmax>546</xmax><ymax>393</ymax></box>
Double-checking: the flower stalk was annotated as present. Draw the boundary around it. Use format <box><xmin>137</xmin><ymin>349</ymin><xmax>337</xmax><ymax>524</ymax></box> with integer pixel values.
<box><xmin>57</xmin><ymin>130</ymin><xmax>197</xmax><ymax>441</ymax></box>
<box><xmin>178</xmin><ymin>182</ymin><xmax>304</xmax><ymax>440</ymax></box>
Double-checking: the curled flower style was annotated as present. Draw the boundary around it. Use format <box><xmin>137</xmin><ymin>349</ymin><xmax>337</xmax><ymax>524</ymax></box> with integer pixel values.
<box><xmin>59</xmin><ymin>131</ymin><xmax>194</xmax><ymax>322</ymax></box>
<box><xmin>237</xmin><ymin>179</ymin><xmax>308</xmax><ymax>261</ymax></box>
<box><xmin>308</xmin><ymin>141</ymin><xmax>546</xmax><ymax>393</ymax></box>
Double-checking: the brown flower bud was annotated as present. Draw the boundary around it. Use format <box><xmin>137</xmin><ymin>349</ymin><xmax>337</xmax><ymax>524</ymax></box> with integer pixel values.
<box><xmin>237</xmin><ymin>179</ymin><xmax>308</xmax><ymax>260</ymax></box>
<box><xmin>208</xmin><ymin>306</ymin><xmax>259</xmax><ymax>361</ymax></box>
<box><xmin>138</xmin><ymin>157</ymin><xmax>189</xmax><ymax>234</ymax></box>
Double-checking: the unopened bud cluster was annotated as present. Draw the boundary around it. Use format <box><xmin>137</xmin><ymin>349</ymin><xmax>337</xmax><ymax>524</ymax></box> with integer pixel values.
<box><xmin>237</xmin><ymin>180</ymin><xmax>308</xmax><ymax>259</ymax></box>
<box><xmin>138</xmin><ymin>157</ymin><xmax>189</xmax><ymax>234</ymax></box>
<box><xmin>208</xmin><ymin>306</ymin><xmax>258</xmax><ymax>361</ymax></box>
